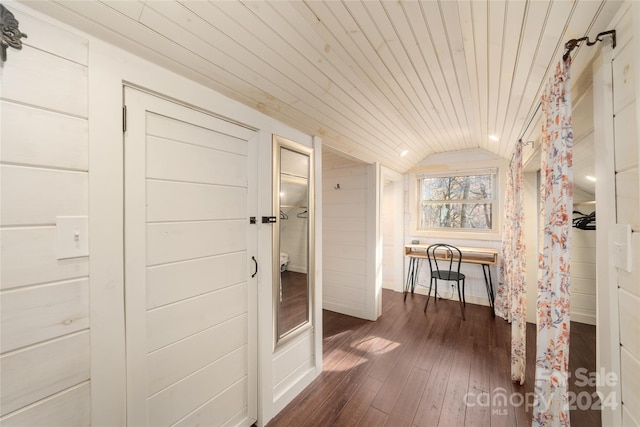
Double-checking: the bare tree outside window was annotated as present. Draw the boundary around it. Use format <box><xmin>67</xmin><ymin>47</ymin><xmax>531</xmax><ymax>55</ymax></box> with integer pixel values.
<box><xmin>418</xmin><ymin>173</ymin><xmax>495</xmax><ymax>231</ymax></box>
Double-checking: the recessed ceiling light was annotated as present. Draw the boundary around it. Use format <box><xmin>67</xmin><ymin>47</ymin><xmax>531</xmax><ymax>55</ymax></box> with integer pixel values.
<box><xmin>400</xmin><ymin>149</ymin><xmax>409</xmax><ymax>157</ymax></box>
<box><xmin>585</xmin><ymin>175</ymin><xmax>597</xmax><ymax>182</ymax></box>
<box><xmin>488</xmin><ymin>135</ymin><xmax>500</xmax><ymax>142</ymax></box>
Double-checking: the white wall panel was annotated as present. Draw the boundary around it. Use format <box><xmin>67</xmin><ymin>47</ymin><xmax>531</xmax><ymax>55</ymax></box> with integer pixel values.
<box><xmin>146</xmin><ymin>136</ymin><xmax>247</xmax><ymax>186</ymax></box>
<box><xmin>146</xmin><ymin>180</ymin><xmax>246</xmax><ymax>222</ymax></box>
<box><xmin>146</xmin><ymin>220</ymin><xmax>246</xmax><ymax>266</ymax></box>
<box><xmin>0</xmin><ymin>331</ymin><xmax>90</xmax><ymax>416</ymax></box>
<box><xmin>322</xmin><ymin>255</ymin><xmax>366</xmax><ymax>276</ymax></box>
<box><xmin>147</xmin><ymin>252</ymin><xmax>246</xmax><ymax>309</ymax></box>
<box><xmin>323</xmin><ymin>284</ymin><xmax>367</xmax><ymax>309</ymax></box>
<box><xmin>272</xmin><ymin>334</ymin><xmax>315</xmax><ymax>387</ymax></box>
<box><xmin>146</xmin><ymin>283</ymin><xmax>248</xmax><ymax>352</ymax></box>
<box><xmin>322</xmin><ymin>164</ymin><xmax>374</xmax><ymax>318</ymax></box>
<box><xmin>322</xmin><ymin>217</ymin><xmax>366</xmax><ymax>233</ymax></box>
<box><xmin>147</xmin><ymin>346</ymin><xmax>247</xmax><ymax>427</ymax></box>
<box><xmin>614</xmin><ymin>102</ymin><xmax>638</xmax><ymax>172</ymax></box>
<box><xmin>1</xmin><ymin>278</ymin><xmax>89</xmax><ymax>352</ymax></box>
<box><xmin>619</xmin><ymin>289</ymin><xmax>640</xmax><ymax>357</ymax></box>
<box><xmin>618</xmin><ymin>232</ymin><xmax>640</xmax><ymax>297</ymax></box>
<box><xmin>613</xmin><ymin>41</ymin><xmax>636</xmax><ymax>114</ymax></box>
<box><xmin>0</xmin><ymin>8</ymin><xmax>91</xmax><ymax>420</ymax></box>
<box><xmin>323</xmin><ymin>231</ymin><xmax>367</xmax><ymax>246</ymax></box>
<box><xmin>146</xmin><ymin>112</ymin><xmax>253</xmax><ymax>153</ymax></box>
<box><xmin>321</xmin><ymin>244</ymin><xmax>367</xmax><ymax>261</ymax></box>
<box><xmin>0</xmin><ymin>166</ymin><xmax>88</xmax><ymax>226</ymax></box>
<box><xmin>0</xmin><ymin>102</ymin><xmax>88</xmax><ymax>171</ymax></box>
<box><xmin>571</xmin><ymin>261</ymin><xmax>596</xmax><ymax>279</ymax></box>
<box><xmin>622</xmin><ymin>406</ymin><xmax>640</xmax><ymax>427</ymax></box>
<box><xmin>0</xmin><ymin>227</ymin><xmax>88</xmax><ymax>290</ymax></box>
<box><xmin>570</xmin><ymin>228</ymin><xmax>596</xmax><ymax>324</ymax></box>
<box><xmin>322</xmin><ymin>203</ymin><xmax>367</xmax><ymax>218</ymax></box>
<box><xmin>172</xmin><ymin>379</ymin><xmax>247</xmax><ymax>427</ymax></box>
<box><xmin>569</xmin><ymin>246</ymin><xmax>596</xmax><ymax>264</ymax></box>
<box><xmin>147</xmin><ymin>314</ymin><xmax>247</xmax><ymax>395</ymax></box>
<box><xmin>621</xmin><ymin>347</ymin><xmax>640</xmax><ymax>424</ymax></box>
<box><xmin>0</xmin><ymin>47</ymin><xmax>87</xmax><ymax>117</ymax></box>
<box><xmin>0</xmin><ymin>382</ymin><xmax>90</xmax><ymax>427</ymax></box>
<box><xmin>11</xmin><ymin>8</ymin><xmax>88</xmax><ymax>65</ymax></box>
<box><xmin>615</xmin><ymin>168</ymin><xmax>640</xmax><ymax>228</ymax></box>
<box><xmin>570</xmin><ymin>293</ymin><xmax>596</xmax><ymax>313</ymax></box>
<box><xmin>571</xmin><ymin>277</ymin><xmax>597</xmax><ymax>295</ymax></box>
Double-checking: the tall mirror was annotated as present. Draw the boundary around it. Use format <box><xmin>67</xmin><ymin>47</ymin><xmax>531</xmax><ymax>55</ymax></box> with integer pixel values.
<box><xmin>273</xmin><ymin>135</ymin><xmax>314</xmax><ymax>346</ymax></box>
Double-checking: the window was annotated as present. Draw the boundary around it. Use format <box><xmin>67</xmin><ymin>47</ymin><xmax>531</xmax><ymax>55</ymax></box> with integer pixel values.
<box><xmin>417</xmin><ymin>169</ymin><xmax>496</xmax><ymax>232</ymax></box>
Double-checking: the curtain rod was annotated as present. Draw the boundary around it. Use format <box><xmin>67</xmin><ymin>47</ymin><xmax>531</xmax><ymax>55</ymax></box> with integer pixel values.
<box><xmin>563</xmin><ymin>29</ymin><xmax>616</xmax><ymax>61</ymax></box>
<box><xmin>516</xmin><ymin>29</ymin><xmax>617</xmax><ymax>143</ymax></box>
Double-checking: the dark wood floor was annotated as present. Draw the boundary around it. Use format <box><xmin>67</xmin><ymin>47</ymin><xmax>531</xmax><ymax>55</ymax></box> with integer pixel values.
<box><xmin>266</xmin><ymin>289</ymin><xmax>599</xmax><ymax>427</ymax></box>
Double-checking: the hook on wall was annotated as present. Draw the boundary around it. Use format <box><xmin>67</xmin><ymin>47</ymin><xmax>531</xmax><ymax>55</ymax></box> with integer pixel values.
<box><xmin>1</xmin><ymin>4</ymin><xmax>28</xmax><ymax>63</ymax></box>
<box><xmin>334</xmin><ymin>183</ymin><xmax>341</xmax><ymax>190</ymax></box>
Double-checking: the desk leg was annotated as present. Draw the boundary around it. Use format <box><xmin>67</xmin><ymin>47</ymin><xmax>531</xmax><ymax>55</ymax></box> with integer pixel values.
<box><xmin>404</xmin><ymin>257</ymin><xmax>420</xmax><ymax>301</ymax></box>
<box><xmin>404</xmin><ymin>258</ymin><xmax>414</xmax><ymax>301</ymax></box>
<box><xmin>482</xmin><ymin>264</ymin><xmax>496</xmax><ymax>317</ymax></box>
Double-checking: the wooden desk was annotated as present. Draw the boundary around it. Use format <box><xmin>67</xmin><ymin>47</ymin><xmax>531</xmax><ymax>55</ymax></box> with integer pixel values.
<box><xmin>403</xmin><ymin>244</ymin><xmax>498</xmax><ymax>316</ymax></box>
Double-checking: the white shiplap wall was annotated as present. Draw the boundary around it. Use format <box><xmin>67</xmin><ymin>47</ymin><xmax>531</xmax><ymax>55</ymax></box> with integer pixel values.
<box><xmin>594</xmin><ymin>4</ymin><xmax>640</xmax><ymax>425</ymax></box>
<box><xmin>0</xmin><ymin>3</ymin><xmax>324</xmax><ymax>425</ymax></box>
<box><xmin>612</xmin><ymin>9</ymin><xmax>640</xmax><ymax>425</ymax></box>
<box><xmin>381</xmin><ymin>181</ymin><xmax>395</xmax><ymax>290</ymax></box>
<box><xmin>322</xmin><ymin>163</ymin><xmax>376</xmax><ymax>320</ymax></box>
<box><xmin>569</xmin><ymin>227</ymin><xmax>596</xmax><ymax>325</ymax></box>
<box><xmin>0</xmin><ymin>8</ymin><xmax>91</xmax><ymax>426</ymax></box>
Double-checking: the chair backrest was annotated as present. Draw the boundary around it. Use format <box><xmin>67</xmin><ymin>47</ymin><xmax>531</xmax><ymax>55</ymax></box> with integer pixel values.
<box><xmin>426</xmin><ymin>243</ymin><xmax>463</xmax><ymax>279</ymax></box>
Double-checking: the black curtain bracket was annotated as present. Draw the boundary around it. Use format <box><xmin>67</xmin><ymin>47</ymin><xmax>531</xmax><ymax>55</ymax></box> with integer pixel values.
<box><xmin>563</xmin><ymin>29</ymin><xmax>616</xmax><ymax>61</ymax></box>
<box><xmin>1</xmin><ymin>4</ymin><xmax>28</xmax><ymax>63</ymax></box>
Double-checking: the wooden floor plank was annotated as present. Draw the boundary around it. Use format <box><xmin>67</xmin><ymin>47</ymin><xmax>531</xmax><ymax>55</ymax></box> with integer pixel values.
<box><xmin>266</xmin><ymin>289</ymin><xmax>599</xmax><ymax>427</ymax></box>
<box><xmin>356</xmin><ymin>407</ymin><xmax>387</xmax><ymax>427</ymax></box>
<box><xmin>383</xmin><ymin>367</ymin><xmax>429</xmax><ymax>426</ymax></box>
<box><xmin>332</xmin><ymin>376</ymin><xmax>383</xmax><ymax>427</ymax></box>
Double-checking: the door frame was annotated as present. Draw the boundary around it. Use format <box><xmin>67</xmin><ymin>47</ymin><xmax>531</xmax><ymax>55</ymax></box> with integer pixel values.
<box><xmin>376</xmin><ymin>165</ymin><xmax>404</xmax><ymax>316</ymax></box>
<box><xmin>593</xmin><ymin>33</ymin><xmax>623</xmax><ymax>427</ymax></box>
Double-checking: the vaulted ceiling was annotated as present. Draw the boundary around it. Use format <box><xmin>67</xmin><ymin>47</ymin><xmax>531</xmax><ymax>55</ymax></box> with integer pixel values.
<box><xmin>24</xmin><ymin>0</ymin><xmax>624</xmax><ymax>173</ymax></box>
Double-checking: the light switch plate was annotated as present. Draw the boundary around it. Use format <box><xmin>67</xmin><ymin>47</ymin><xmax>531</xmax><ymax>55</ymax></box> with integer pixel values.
<box><xmin>56</xmin><ymin>216</ymin><xmax>89</xmax><ymax>259</ymax></box>
<box><xmin>613</xmin><ymin>224</ymin><xmax>632</xmax><ymax>272</ymax></box>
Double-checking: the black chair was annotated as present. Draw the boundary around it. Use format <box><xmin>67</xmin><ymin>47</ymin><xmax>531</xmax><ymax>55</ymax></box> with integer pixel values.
<box><xmin>425</xmin><ymin>243</ymin><xmax>466</xmax><ymax>320</ymax></box>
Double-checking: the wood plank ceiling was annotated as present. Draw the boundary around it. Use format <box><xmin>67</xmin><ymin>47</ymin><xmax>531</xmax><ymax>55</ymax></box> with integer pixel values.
<box><xmin>23</xmin><ymin>0</ymin><xmax>624</xmax><ymax>173</ymax></box>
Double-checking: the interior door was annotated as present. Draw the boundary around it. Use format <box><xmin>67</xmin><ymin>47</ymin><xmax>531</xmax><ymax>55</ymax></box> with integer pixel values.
<box><xmin>123</xmin><ymin>87</ymin><xmax>258</xmax><ymax>426</ymax></box>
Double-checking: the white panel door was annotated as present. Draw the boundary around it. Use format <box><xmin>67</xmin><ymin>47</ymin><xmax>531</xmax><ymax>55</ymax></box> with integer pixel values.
<box><xmin>124</xmin><ymin>88</ymin><xmax>258</xmax><ymax>426</ymax></box>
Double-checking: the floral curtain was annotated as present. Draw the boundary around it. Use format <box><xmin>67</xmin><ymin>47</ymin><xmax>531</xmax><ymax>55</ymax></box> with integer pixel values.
<box><xmin>496</xmin><ymin>140</ymin><xmax>527</xmax><ymax>385</ymax></box>
<box><xmin>533</xmin><ymin>57</ymin><xmax>573</xmax><ymax>426</ymax></box>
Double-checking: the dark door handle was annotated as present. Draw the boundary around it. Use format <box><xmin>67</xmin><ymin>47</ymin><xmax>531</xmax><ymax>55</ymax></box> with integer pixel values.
<box><xmin>251</xmin><ymin>256</ymin><xmax>258</xmax><ymax>278</ymax></box>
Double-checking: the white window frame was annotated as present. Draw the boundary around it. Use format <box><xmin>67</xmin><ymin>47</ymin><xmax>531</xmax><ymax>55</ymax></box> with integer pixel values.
<box><xmin>409</xmin><ymin>167</ymin><xmax>504</xmax><ymax>241</ymax></box>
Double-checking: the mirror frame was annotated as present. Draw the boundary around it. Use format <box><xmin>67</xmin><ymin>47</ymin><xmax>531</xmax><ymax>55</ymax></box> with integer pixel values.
<box><xmin>272</xmin><ymin>135</ymin><xmax>315</xmax><ymax>348</ymax></box>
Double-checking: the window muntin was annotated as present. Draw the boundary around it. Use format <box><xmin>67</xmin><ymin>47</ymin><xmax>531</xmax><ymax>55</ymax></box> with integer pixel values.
<box><xmin>418</xmin><ymin>171</ymin><xmax>496</xmax><ymax>231</ymax></box>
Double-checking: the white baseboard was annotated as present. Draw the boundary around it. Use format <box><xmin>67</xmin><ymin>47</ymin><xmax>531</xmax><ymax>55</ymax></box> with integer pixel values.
<box><xmin>571</xmin><ymin>309</ymin><xmax>596</xmax><ymax>325</ymax></box>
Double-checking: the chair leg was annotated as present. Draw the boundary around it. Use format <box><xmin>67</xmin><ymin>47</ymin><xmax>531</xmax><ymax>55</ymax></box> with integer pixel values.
<box><xmin>462</xmin><ymin>278</ymin><xmax>466</xmax><ymax>306</ymax></box>
<box><xmin>424</xmin><ymin>277</ymin><xmax>434</xmax><ymax>312</ymax></box>
<box><xmin>456</xmin><ymin>280</ymin><xmax>465</xmax><ymax>321</ymax></box>
<box><xmin>434</xmin><ymin>279</ymin><xmax>438</xmax><ymax>304</ymax></box>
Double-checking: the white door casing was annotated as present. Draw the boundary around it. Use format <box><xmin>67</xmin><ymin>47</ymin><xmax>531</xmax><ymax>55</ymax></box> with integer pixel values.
<box><xmin>123</xmin><ymin>87</ymin><xmax>258</xmax><ymax>426</ymax></box>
